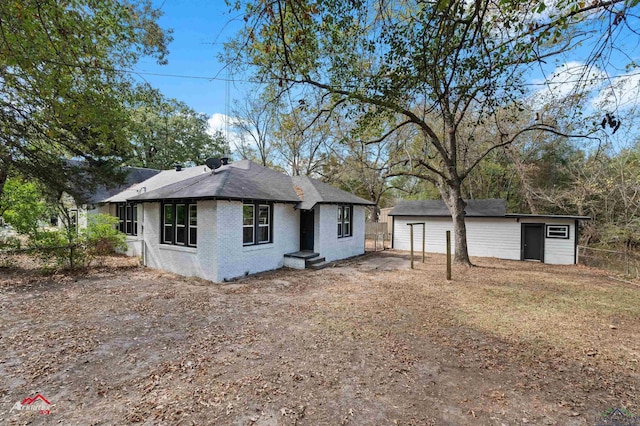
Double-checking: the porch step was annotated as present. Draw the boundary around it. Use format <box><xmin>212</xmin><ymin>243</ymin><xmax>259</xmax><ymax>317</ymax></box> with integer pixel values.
<box><xmin>284</xmin><ymin>251</ymin><xmax>319</xmax><ymax>260</ymax></box>
<box><xmin>305</xmin><ymin>256</ymin><xmax>326</xmax><ymax>267</ymax></box>
<box><xmin>308</xmin><ymin>260</ymin><xmax>331</xmax><ymax>270</ymax></box>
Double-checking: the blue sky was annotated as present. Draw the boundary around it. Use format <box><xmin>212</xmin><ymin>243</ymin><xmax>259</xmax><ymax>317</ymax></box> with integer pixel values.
<box><xmin>135</xmin><ymin>1</ymin><xmax>640</xmax><ymax>147</ymax></box>
<box><xmin>133</xmin><ymin>0</ymin><xmax>243</xmax><ymax>116</ymax></box>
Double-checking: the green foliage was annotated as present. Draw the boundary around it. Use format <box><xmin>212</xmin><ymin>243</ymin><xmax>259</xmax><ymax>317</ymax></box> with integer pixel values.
<box><xmin>1</xmin><ymin>179</ymin><xmax>127</xmax><ymax>268</ymax></box>
<box><xmin>83</xmin><ymin>214</ymin><xmax>128</xmax><ymax>265</ymax></box>
<box><xmin>0</xmin><ymin>0</ymin><xmax>171</xmax><ymax>200</ymax></box>
<box><xmin>129</xmin><ymin>88</ymin><xmax>227</xmax><ymax>169</ymax></box>
<box><xmin>0</xmin><ymin>178</ymin><xmax>51</xmax><ymax>237</ymax></box>
<box><xmin>29</xmin><ymin>229</ymin><xmax>70</xmax><ymax>267</ymax></box>
<box><xmin>28</xmin><ymin>213</ymin><xmax>127</xmax><ymax>269</ymax></box>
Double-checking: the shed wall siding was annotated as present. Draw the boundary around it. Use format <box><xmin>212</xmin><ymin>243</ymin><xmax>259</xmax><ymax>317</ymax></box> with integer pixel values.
<box><xmin>392</xmin><ymin>216</ymin><xmax>577</xmax><ymax>264</ymax></box>
<box><xmin>316</xmin><ymin>204</ymin><xmax>366</xmax><ymax>262</ymax></box>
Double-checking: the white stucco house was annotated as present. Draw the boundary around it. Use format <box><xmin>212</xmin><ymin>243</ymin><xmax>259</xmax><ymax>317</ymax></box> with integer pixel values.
<box><xmin>389</xmin><ymin>199</ymin><xmax>589</xmax><ymax>265</ymax></box>
<box><xmin>99</xmin><ymin>160</ymin><xmax>373</xmax><ymax>282</ymax></box>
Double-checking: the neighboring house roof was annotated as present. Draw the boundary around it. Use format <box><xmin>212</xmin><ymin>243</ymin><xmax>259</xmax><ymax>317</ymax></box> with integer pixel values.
<box><xmin>389</xmin><ymin>199</ymin><xmax>590</xmax><ymax>220</ymax></box>
<box><xmin>86</xmin><ymin>167</ymin><xmax>162</xmax><ymax>204</ymax></box>
<box><xmin>127</xmin><ymin>160</ymin><xmax>375</xmax><ymax>207</ymax></box>
<box><xmin>389</xmin><ymin>199</ymin><xmax>506</xmax><ymax>217</ymax></box>
<box><xmin>102</xmin><ymin>165</ymin><xmax>208</xmax><ymax>203</ymax></box>
<box><xmin>292</xmin><ymin>176</ymin><xmax>375</xmax><ymax>209</ymax></box>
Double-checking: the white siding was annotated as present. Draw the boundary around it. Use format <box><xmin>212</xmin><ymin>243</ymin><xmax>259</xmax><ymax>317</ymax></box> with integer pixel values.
<box><xmin>314</xmin><ymin>204</ymin><xmax>366</xmax><ymax>262</ymax></box>
<box><xmin>537</xmin><ymin>218</ymin><xmax>576</xmax><ymax>265</ymax></box>
<box><xmin>393</xmin><ymin>216</ymin><xmax>577</xmax><ymax>265</ymax></box>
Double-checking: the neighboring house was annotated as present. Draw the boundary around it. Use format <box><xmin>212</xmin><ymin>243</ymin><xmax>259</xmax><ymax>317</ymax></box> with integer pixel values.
<box><xmin>100</xmin><ymin>160</ymin><xmax>375</xmax><ymax>282</ymax></box>
<box><xmin>389</xmin><ymin>199</ymin><xmax>589</xmax><ymax>265</ymax></box>
<box><xmin>58</xmin><ymin>166</ymin><xmax>162</xmax><ymax>231</ymax></box>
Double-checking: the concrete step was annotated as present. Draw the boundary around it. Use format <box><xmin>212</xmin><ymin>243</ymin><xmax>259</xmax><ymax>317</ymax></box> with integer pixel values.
<box><xmin>305</xmin><ymin>256</ymin><xmax>326</xmax><ymax>267</ymax></box>
<box><xmin>308</xmin><ymin>260</ymin><xmax>332</xmax><ymax>270</ymax></box>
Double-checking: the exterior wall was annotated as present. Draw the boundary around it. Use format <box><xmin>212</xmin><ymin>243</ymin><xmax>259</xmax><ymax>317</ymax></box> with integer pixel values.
<box><xmin>142</xmin><ymin>201</ymin><xmax>215</xmax><ymax>280</ymax></box>
<box><xmin>534</xmin><ymin>218</ymin><xmax>576</xmax><ymax>265</ymax></box>
<box><xmin>140</xmin><ymin>201</ymin><xmax>366</xmax><ymax>282</ymax></box>
<box><xmin>314</xmin><ymin>204</ymin><xmax>366</xmax><ymax>262</ymax></box>
<box><xmin>141</xmin><ymin>200</ymin><xmax>299</xmax><ymax>282</ymax></box>
<box><xmin>215</xmin><ymin>201</ymin><xmax>299</xmax><ymax>281</ymax></box>
<box><xmin>392</xmin><ymin>216</ymin><xmax>577</xmax><ymax>265</ymax></box>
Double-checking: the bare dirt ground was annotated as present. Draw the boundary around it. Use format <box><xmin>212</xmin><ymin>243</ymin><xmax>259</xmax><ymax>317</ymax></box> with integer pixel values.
<box><xmin>0</xmin><ymin>252</ymin><xmax>639</xmax><ymax>425</ymax></box>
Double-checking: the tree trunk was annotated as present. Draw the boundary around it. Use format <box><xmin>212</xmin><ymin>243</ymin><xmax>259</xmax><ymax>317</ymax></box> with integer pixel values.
<box><xmin>440</xmin><ymin>182</ymin><xmax>472</xmax><ymax>266</ymax></box>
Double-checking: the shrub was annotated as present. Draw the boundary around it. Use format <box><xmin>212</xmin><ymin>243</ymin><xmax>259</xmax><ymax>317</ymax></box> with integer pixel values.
<box><xmin>83</xmin><ymin>214</ymin><xmax>127</xmax><ymax>267</ymax></box>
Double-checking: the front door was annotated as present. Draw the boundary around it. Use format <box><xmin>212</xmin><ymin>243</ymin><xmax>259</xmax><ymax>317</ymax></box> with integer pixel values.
<box><xmin>522</xmin><ymin>224</ymin><xmax>544</xmax><ymax>262</ymax></box>
<box><xmin>300</xmin><ymin>210</ymin><xmax>314</xmax><ymax>251</ymax></box>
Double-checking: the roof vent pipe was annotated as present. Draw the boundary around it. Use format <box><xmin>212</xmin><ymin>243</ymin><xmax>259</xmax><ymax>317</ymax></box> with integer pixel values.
<box><xmin>174</xmin><ymin>164</ymin><xmax>183</xmax><ymax>171</ymax></box>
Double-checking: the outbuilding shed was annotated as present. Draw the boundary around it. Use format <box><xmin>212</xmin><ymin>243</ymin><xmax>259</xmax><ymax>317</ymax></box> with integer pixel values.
<box><xmin>389</xmin><ymin>199</ymin><xmax>589</xmax><ymax>265</ymax></box>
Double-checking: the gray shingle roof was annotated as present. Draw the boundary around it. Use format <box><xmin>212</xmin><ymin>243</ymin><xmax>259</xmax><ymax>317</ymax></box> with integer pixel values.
<box><xmin>389</xmin><ymin>199</ymin><xmax>507</xmax><ymax>217</ymax></box>
<box><xmin>129</xmin><ymin>160</ymin><xmax>301</xmax><ymax>203</ymax></box>
<box><xmin>126</xmin><ymin>161</ymin><xmax>375</xmax><ymax>206</ymax></box>
<box><xmin>292</xmin><ymin>176</ymin><xmax>375</xmax><ymax>209</ymax></box>
<box><xmin>102</xmin><ymin>166</ymin><xmax>208</xmax><ymax>203</ymax></box>
<box><xmin>88</xmin><ymin>167</ymin><xmax>162</xmax><ymax>204</ymax></box>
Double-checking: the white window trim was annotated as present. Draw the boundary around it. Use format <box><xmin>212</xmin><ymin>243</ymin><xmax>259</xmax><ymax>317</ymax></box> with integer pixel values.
<box><xmin>258</xmin><ymin>204</ymin><xmax>270</xmax><ymax>243</ymax></box>
<box><xmin>243</xmin><ymin>204</ymin><xmax>255</xmax><ymax>245</ymax></box>
<box><xmin>546</xmin><ymin>224</ymin><xmax>569</xmax><ymax>239</ymax></box>
<box><xmin>188</xmin><ymin>204</ymin><xmax>197</xmax><ymax>247</ymax></box>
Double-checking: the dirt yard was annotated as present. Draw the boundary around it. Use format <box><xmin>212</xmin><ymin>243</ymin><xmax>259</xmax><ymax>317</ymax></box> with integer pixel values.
<box><xmin>0</xmin><ymin>252</ymin><xmax>638</xmax><ymax>425</ymax></box>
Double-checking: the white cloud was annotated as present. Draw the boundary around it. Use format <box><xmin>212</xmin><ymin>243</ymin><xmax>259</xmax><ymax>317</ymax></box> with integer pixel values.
<box><xmin>592</xmin><ymin>73</ymin><xmax>640</xmax><ymax>110</ymax></box>
<box><xmin>207</xmin><ymin>113</ymin><xmax>236</xmax><ymax>137</ymax></box>
<box><xmin>532</xmin><ymin>61</ymin><xmax>607</xmax><ymax>107</ymax></box>
<box><xmin>206</xmin><ymin>113</ymin><xmax>256</xmax><ymax>157</ymax></box>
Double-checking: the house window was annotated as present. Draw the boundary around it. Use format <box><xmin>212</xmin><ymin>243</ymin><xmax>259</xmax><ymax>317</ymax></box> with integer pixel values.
<box><xmin>546</xmin><ymin>225</ymin><xmax>569</xmax><ymax>239</ymax></box>
<box><xmin>243</xmin><ymin>204</ymin><xmax>254</xmax><ymax>245</ymax></box>
<box><xmin>163</xmin><ymin>204</ymin><xmax>174</xmax><ymax>244</ymax></box>
<box><xmin>337</xmin><ymin>205</ymin><xmax>353</xmax><ymax>238</ymax></box>
<box><xmin>162</xmin><ymin>202</ymin><xmax>197</xmax><ymax>247</ymax></box>
<box><xmin>116</xmin><ymin>203</ymin><xmax>137</xmax><ymax>236</ymax></box>
<box><xmin>243</xmin><ymin>202</ymin><xmax>272</xmax><ymax>245</ymax></box>
<box><xmin>189</xmin><ymin>204</ymin><xmax>197</xmax><ymax>247</ymax></box>
<box><xmin>175</xmin><ymin>204</ymin><xmax>186</xmax><ymax>245</ymax></box>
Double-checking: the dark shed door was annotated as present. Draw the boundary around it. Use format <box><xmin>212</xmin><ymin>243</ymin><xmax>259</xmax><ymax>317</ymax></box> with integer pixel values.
<box><xmin>522</xmin><ymin>224</ymin><xmax>544</xmax><ymax>262</ymax></box>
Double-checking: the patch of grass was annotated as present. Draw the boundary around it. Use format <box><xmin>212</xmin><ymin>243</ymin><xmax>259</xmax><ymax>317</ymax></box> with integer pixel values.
<box><xmin>441</xmin><ymin>268</ymin><xmax>640</xmax><ymax>369</ymax></box>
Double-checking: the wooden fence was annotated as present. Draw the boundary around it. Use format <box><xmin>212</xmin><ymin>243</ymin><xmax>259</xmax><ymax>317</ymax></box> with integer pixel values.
<box><xmin>365</xmin><ymin>222</ymin><xmax>391</xmax><ymax>251</ymax></box>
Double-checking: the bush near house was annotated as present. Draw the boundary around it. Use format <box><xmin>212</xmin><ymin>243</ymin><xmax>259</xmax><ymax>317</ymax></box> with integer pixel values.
<box><xmin>1</xmin><ymin>178</ymin><xmax>126</xmax><ymax>269</ymax></box>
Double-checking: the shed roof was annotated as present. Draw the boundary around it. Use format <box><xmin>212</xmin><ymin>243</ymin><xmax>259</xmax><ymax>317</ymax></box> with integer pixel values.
<box><xmin>389</xmin><ymin>199</ymin><xmax>506</xmax><ymax>217</ymax></box>
<box><xmin>388</xmin><ymin>199</ymin><xmax>590</xmax><ymax>220</ymax></box>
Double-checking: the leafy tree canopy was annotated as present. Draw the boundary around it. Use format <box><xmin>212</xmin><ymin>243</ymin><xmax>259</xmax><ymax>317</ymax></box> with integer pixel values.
<box><xmin>0</xmin><ymin>0</ymin><xmax>171</xmax><ymax>200</ymax></box>
<box><xmin>129</xmin><ymin>87</ymin><xmax>227</xmax><ymax>169</ymax></box>
<box><xmin>227</xmin><ymin>0</ymin><xmax>637</xmax><ymax>263</ymax></box>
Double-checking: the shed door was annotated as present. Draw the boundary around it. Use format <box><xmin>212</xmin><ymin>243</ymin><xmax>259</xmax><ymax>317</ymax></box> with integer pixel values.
<box><xmin>522</xmin><ymin>224</ymin><xmax>544</xmax><ymax>262</ymax></box>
